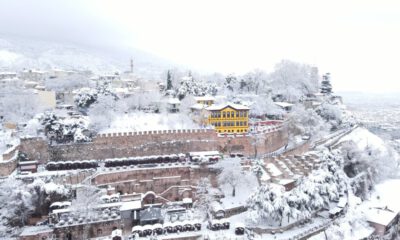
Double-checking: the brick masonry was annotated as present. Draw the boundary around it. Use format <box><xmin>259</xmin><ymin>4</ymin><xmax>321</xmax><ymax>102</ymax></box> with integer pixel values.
<box><xmin>18</xmin><ymin>127</ymin><xmax>288</xmax><ymax>163</ymax></box>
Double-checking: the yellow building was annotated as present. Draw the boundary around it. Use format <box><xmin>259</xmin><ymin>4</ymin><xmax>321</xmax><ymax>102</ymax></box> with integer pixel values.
<box><xmin>206</xmin><ymin>103</ymin><xmax>250</xmax><ymax>133</ymax></box>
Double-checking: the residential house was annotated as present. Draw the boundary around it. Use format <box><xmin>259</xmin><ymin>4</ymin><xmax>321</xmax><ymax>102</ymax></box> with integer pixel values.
<box><xmin>365</xmin><ymin>207</ymin><xmax>399</xmax><ymax>237</ymax></box>
<box><xmin>193</xmin><ymin>95</ymin><xmax>215</xmax><ymax>106</ymax></box>
<box><xmin>166</xmin><ymin>98</ymin><xmax>181</xmax><ymax>113</ymax></box>
<box><xmin>20</xmin><ymin>69</ymin><xmax>48</xmax><ymax>81</ymax></box>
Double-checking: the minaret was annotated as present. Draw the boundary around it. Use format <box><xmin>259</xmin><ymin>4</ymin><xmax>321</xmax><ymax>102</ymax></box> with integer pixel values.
<box><xmin>130</xmin><ymin>58</ymin><xmax>134</xmax><ymax>73</ymax></box>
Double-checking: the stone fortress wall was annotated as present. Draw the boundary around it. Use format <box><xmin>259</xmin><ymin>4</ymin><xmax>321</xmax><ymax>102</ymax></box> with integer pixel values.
<box><xmin>19</xmin><ymin>125</ymin><xmax>288</xmax><ymax>164</ymax></box>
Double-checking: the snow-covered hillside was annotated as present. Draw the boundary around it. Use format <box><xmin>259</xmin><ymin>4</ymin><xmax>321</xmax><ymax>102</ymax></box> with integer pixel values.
<box><xmin>0</xmin><ymin>36</ymin><xmax>170</xmax><ymax>78</ymax></box>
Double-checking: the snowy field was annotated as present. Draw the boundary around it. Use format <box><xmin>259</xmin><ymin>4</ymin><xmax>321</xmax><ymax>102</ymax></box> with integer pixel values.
<box><xmin>100</xmin><ymin>113</ymin><xmax>201</xmax><ymax>133</ymax></box>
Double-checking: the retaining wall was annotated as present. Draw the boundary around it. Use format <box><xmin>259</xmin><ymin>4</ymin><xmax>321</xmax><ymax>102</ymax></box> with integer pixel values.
<box><xmin>19</xmin><ymin>127</ymin><xmax>288</xmax><ymax>163</ymax></box>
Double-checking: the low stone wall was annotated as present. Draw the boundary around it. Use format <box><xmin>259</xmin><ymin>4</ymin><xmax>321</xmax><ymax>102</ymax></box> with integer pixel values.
<box><xmin>224</xmin><ymin>205</ymin><xmax>247</xmax><ymax>218</ymax></box>
<box><xmin>92</xmin><ymin>165</ymin><xmax>219</xmax><ymax>202</ymax></box>
<box><xmin>0</xmin><ymin>145</ymin><xmax>19</xmax><ymax>176</ymax></box>
<box><xmin>53</xmin><ymin>218</ymin><xmax>123</xmax><ymax>240</ymax></box>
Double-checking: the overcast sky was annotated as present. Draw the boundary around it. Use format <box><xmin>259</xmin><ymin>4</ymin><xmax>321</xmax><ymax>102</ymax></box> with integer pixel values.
<box><xmin>0</xmin><ymin>0</ymin><xmax>399</xmax><ymax>92</ymax></box>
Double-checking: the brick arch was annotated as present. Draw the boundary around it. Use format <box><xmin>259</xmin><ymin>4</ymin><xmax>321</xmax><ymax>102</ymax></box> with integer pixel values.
<box><xmin>180</xmin><ymin>189</ymin><xmax>192</xmax><ymax>199</ymax></box>
<box><xmin>142</xmin><ymin>191</ymin><xmax>156</xmax><ymax>204</ymax></box>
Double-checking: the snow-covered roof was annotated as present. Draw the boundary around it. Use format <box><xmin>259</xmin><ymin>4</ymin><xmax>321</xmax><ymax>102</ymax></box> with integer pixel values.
<box><xmin>19</xmin><ymin>226</ymin><xmax>53</xmax><ymax>236</ymax></box>
<box><xmin>190</xmin><ymin>103</ymin><xmax>207</xmax><ymax>110</ymax></box>
<box><xmin>194</xmin><ymin>96</ymin><xmax>215</xmax><ymax>102</ymax></box>
<box><xmin>234</xmin><ymin>223</ymin><xmax>245</xmax><ymax>228</ymax></box>
<box><xmin>0</xmin><ymin>71</ymin><xmax>17</xmax><ymax>75</ymax></box>
<box><xmin>211</xmin><ymin>201</ymin><xmax>224</xmax><ymax>212</ymax></box>
<box><xmin>132</xmin><ymin>225</ymin><xmax>143</xmax><ymax>232</ymax></box>
<box><xmin>329</xmin><ymin>207</ymin><xmax>342</xmax><ymax>215</ymax></box>
<box><xmin>337</xmin><ymin>197</ymin><xmax>347</xmax><ymax>208</ymax></box>
<box><xmin>167</xmin><ymin>98</ymin><xmax>181</xmax><ymax>104</ymax></box>
<box><xmin>278</xmin><ymin>179</ymin><xmax>295</xmax><ymax>185</ymax></box>
<box><xmin>365</xmin><ymin>208</ymin><xmax>398</xmax><ymax>226</ymax></box>
<box><xmin>50</xmin><ymin>201</ymin><xmax>71</xmax><ymax>208</ymax></box>
<box><xmin>189</xmin><ymin>151</ymin><xmax>220</xmax><ymax>157</ymax></box>
<box><xmin>19</xmin><ymin>160</ymin><xmax>38</xmax><ymax>165</ymax></box>
<box><xmin>120</xmin><ymin>200</ymin><xmax>142</xmax><ymax>211</ymax></box>
<box><xmin>206</xmin><ymin>103</ymin><xmax>249</xmax><ymax>111</ymax></box>
<box><xmin>274</xmin><ymin>102</ymin><xmax>294</xmax><ymax>108</ymax></box>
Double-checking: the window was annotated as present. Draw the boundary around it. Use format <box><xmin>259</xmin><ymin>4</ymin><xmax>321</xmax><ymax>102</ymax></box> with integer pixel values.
<box><xmin>227</xmin><ymin>112</ymin><xmax>230</xmax><ymax>118</ymax></box>
<box><xmin>97</xmin><ymin>229</ymin><xmax>103</xmax><ymax>235</ymax></box>
<box><xmin>244</xmin><ymin>121</ymin><xmax>247</xmax><ymax>126</ymax></box>
<box><xmin>236</xmin><ymin>112</ymin><xmax>239</xmax><ymax>117</ymax></box>
<box><xmin>231</xmin><ymin>111</ymin><xmax>234</xmax><ymax>117</ymax></box>
<box><xmin>239</xmin><ymin>111</ymin><xmax>243</xmax><ymax>117</ymax></box>
<box><xmin>244</xmin><ymin>111</ymin><xmax>247</xmax><ymax>117</ymax></box>
<box><xmin>236</xmin><ymin>121</ymin><xmax>239</xmax><ymax>126</ymax></box>
<box><xmin>223</xmin><ymin>112</ymin><xmax>226</xmax><ymax>118</ymax></box>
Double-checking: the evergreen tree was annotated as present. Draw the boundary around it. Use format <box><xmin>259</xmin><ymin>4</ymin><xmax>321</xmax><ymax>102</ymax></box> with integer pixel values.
<box><xmin>320</xmin><ymin>73</ymin><xmax>333</xmax><ymax>95</ymax></box>
<box><xmin>166</xmin><ymin>70</ymin><xmax>173</xmax><ymax>90</ymax></box>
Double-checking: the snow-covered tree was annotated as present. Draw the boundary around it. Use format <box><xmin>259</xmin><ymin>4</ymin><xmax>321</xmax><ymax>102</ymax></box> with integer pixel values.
<box><xmin>40</xmin><ymin>112</ymin><xmax>91</xmax><ymax>143</ymax></box>
<box><xmin>317</xmin><ymin>102</ymin><xmax>343</xmax><ymax>130</ymax></box>
<box><xmin>74</xmin><ymin>84</ymin><xmax>116</xmax><ymax>109</ymax></box>
<box><xmin>0</xmin><ymin>178</ymin><xmax>70</xmax><ymax>237</ymax></box>
<box><xmin>166</xmin><ymin>70</ymin><xmax>173</xmax><ymax>90</ymax></box>
<box><xmin>87</xmin><ymin>95</ymin><xmax>120</xmax><ymax>132</ymax></box>
<box><xmin>175</xmin><ymin>75</ymin><xmax>217</xmax><ymax>100</ymax></box>
<box><xmin>241</xmin><ymin>69</ymin><xmax>270</xmax><ymax>94</ymax></box>
<box><xmin>247</xmin><ymin>151</ymin><xmax>348</xmax><ymax>227</ymax></box>
<box><xmin>287</xmin><ymin>104</ymin><xmax>329</xmax><ymax>141</ymax></box>
<box><xmin>270</xmin><ymin>60</ymin><xmax>318</xmax><ymax>102</ymax></box>
<box><xmin>246</xmin><ymin>184</ymin><xmax>286</xmax><ymax>225</ymax></box>
<box><xmin>194</xmin><ymin>178</ymin><xmax>215</xmax><ymax>219</ymax></box>
<box><xmin>320</xmin><ymin>73</ymin><xmax>333</xmax><ymax>95</ymax></box>
<box><xmin>0</xmin><ymin>87</ymin><xmax>44</xmax><ymax>123</ymax></box>
<box><xmin>218</xmin><ymin>161</ymin><xmax>250</xmax><ymax>197</ymax></box>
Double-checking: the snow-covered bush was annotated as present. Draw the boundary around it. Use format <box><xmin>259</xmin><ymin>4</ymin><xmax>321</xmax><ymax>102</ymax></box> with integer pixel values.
<box><xmin>0</xmin><ymin>178</ymin><xmax>70</xmax><ymax>237</ymax></box>
<box><xmin>287</xmin><ymin>104</ymin><xmax>330</xmax><ymax>141</ymax></box>
<box><xmin>74</xmin><ymin>84</ymin><xmax>116</xmax><ymax>109</ymax></box>
<box><xmin>338</xmin><ymin>128</ymin><xmax>400</xmax><ymax>198</ymax></box>
<box><xmin>194</xmin><ymin>178</ymin><xmax>216</xmax><ymax>219</ymax></box>
<box><xmin>40</xmin><ymin>112</ymin><xmax>91</xmax><ymax>143</ymax></box>
<box><xmin>317</xmin><ymin>102</ymin><xmax>343</xmax><ymax>130</ymax></box>
<box><xmin>247</xmin><ymin>151</ymin><xmax>347</xmax><ymax>227</ymax></box>
<box><xmin>175</xmin><ymin>75</ymin><xmax>217</xmax><ymax>100</ymax></box>
<box><xmin>269</xmin><ymin>60</ymin><xmax>319</xmax><ymax>102</ymax></box>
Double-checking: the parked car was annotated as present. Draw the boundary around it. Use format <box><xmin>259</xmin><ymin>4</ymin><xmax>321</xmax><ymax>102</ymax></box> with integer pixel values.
<box><xmin>234</xmin><ymin>223</ymin><xmax>245</xmax><ymax>235</ymax></box>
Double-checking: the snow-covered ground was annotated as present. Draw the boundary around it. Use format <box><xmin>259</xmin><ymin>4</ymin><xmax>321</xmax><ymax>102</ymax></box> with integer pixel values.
<box><xmin>214</xmin><ymin>157</ymin><xmax>259</xmax><ymax>209</ymax></box>
<box><xmin>310</xmin><ymin>179</ymin><xmax>400</xmax><ymax>240</ymax></box>
<box><xmin>100</xmin><ymin>112</ymin><xmax>201</xmax><ymax>133</ymax></box>
<box><xmin>339</xmin><ymin>127</ymin><xmax>387</xmax><ymax>153</ymax></box>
